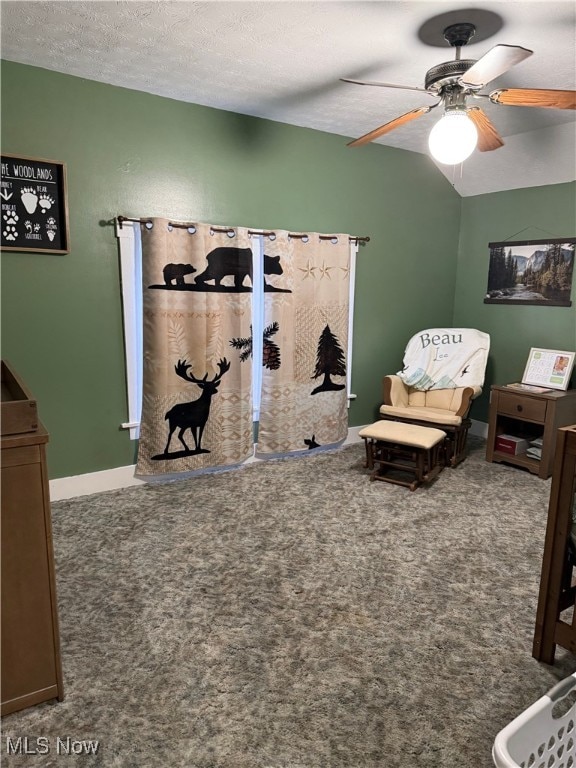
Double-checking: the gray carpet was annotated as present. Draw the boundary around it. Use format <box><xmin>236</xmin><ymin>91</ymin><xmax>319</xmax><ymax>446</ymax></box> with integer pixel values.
<box><xmin>3</xmin><ymin>437</ymin><xmax>575</xmax><ymax>768</ymax></box>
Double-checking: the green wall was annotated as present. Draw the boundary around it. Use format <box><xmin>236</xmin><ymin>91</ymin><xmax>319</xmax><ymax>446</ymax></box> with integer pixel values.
<box><xmin>453</xmin><ymin>182</ymin><xmax>576</xmax><ymax>422</ymax></box>
<box><xmin>1</xmin><ymin>61</ymin><xmax>461</xmax><ymax>479</ymax></box>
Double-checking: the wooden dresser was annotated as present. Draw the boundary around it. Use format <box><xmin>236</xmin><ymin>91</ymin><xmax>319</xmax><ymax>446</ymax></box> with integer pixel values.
<box><xmin>486</xmin><ymin>385</ymin><xmax>576</xmax><ymax>479</ymax></box>
<box><xmin>1</xmin><ymin>361</ymin><xmax>64</xmax><ymax>715</ymax></box>
<box><xmin>532</xmin><ymin>425</ymin><xmax>576</xmax><ymax>663</ymax></box>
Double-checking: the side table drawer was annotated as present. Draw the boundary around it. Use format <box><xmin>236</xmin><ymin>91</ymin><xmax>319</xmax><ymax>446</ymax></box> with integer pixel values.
<box><xmin>498</xmin><ymin>392</ymin><xmax>547</xmax><ymax>422</ymax></box>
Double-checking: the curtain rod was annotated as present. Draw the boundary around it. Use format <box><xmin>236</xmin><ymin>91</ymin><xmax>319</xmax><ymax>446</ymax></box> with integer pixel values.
<box><xmin>116</xmin><ymin>216</ymin><xmax>370</xmax><ymax>244</ymax></box>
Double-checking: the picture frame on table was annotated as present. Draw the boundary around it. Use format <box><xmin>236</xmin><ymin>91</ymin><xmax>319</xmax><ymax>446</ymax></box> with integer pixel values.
<box><xmin>521</xmin><ymin>348</ymin><xmax>575</xmax><ymax>391</ymax></box>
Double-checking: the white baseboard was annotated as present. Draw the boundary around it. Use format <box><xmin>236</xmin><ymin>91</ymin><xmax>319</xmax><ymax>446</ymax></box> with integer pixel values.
<box><xmin>470</xmin><ymin>418</ymin><xmax>488</xmax><ymax>439</ymax></box>
<box><xmin>49</xmin><ymin>421</ymin><xmax>488</xmax><ymax>501</ymax></box>
<box><xmin>50</xmin><ymin>425</ymin><xmax>366</xmax><ymax>501</ymax></box>
<box><xmin>50</xmin><ymin>464</ymin><xmax>146</xmax><ymax>501</ymax></box>
<box><xmin>343</xmin><ymin>424</ymin><xmax>364</xmax><ymax>445</ymax></box>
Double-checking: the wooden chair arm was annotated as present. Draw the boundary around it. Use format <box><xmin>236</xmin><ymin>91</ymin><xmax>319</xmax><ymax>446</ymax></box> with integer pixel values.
<box><xmin>455</xmin><ymin>386</ymin><xmax>476</xmax><ymax>418</ymax></box>
<box><xmin>383</xmin><ymin>375</ymin><xmax>409</xmax><ymax>407</ymax></box>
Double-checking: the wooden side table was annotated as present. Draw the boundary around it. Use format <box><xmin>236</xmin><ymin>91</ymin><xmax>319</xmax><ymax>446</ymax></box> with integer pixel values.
<box><xmin>486</xmin><ymin>385</ymin><xmax>576</xmax><ymax>479</ymax></box>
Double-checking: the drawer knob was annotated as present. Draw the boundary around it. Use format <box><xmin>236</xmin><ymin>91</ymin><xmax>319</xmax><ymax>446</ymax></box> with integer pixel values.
<box><xmin>517</xmin><ymin>404</ymin><xmax>523</xmax><ymax>412</ymax></box>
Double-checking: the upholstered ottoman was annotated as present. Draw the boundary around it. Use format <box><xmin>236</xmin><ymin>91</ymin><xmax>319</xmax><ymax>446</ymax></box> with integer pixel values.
<box><xmin>358</xmin><ymin>421</ymin><xmax>446</xmax><ymax>491</ymax></box>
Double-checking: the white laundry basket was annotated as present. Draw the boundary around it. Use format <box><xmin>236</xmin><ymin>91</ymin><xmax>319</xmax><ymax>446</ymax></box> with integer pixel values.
<box><xmin>492</xmin><ymin>672</ymin><xmax>576</xmax><ymax>768</ymax></box>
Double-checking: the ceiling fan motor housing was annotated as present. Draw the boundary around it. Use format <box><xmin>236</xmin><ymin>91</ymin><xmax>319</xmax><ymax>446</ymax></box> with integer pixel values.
<box><xmin>425</xmin><ymin>59</ymin><xmax>476</xmax><ymax>91</ymax></box>
<box><xmin>443</xmin><ymin>22</ymin><xmax>477</xmax><ymax>48</ymax></box>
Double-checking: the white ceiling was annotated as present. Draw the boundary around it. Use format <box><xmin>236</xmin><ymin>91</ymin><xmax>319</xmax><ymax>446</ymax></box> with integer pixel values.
<box><xmin>1</xmin><ymin>0</ymin><xmax>575</xmax><ymax>196</ymax></box>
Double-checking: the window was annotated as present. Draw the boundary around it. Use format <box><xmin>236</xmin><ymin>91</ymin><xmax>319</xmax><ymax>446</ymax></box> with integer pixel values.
<box><xmin>116</xmin><ymin>223</ymin><xmax>357</xmax><ymax>439</ymax></box>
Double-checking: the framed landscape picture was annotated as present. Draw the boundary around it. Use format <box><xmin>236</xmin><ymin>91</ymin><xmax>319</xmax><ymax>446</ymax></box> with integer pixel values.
<box><xmin>484</xmin><ymin>237</ymin><xmax>575</xmax><ymax>306</ymax></box>
<box><xmin>1</xmin><ymin>153</ymin><xmax>70</xmax><ymax>254</ymax></box>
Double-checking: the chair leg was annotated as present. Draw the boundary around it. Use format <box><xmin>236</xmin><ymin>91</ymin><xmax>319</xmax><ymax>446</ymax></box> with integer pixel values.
<box><xmin>415</xmin><ymin>449</ymin><xmax>425</xmax><ymax>484</ymax></box>
<box><xmin>363</xmin><ymin>438</ymin><xmax>374</xmax><ymax>470</ymax></box>
<box><xmin>423</xmin><ymin>445</ymin><xmax>443</xmax><ymax>483</ymax></box>
<box><xmin>448</xmin><ymin>420</ymin><xmax>471</xmax><ymax>467</ymax></box>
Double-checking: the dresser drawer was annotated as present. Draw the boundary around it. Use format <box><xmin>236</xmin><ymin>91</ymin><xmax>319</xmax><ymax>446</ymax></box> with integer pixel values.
<box><xmin>498</xmin><ymin>392</ymin><xmax>547</xmax><ymax>422</ymax></box>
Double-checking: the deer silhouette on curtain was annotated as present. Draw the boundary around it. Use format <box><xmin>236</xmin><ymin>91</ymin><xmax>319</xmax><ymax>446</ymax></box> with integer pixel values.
<box><xmin>135</xmin><ymin>219</ymin><xmax>351</xmax><ymax>477</ymax></box>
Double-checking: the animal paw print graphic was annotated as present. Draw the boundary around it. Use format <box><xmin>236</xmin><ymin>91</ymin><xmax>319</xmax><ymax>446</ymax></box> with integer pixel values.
<box><xmin>2</xmin><ymin>212</ymin><xmax>19</xmax><ymax>241</ymax></box>
<box><xmin>25</xmin><ymin>220</ymin><xmax>33</xmax><ymax>233</ymax></box>
<box><xmin>33</xmin><ymin>223</ymin><xmax>41</xmax><ymax>233</ymax></box>
<box><xmin>46</xmin><ymin>217</ymin><xmax>57</xmax><ymax>242</ymax></box>
<box><xmin>21</xmin><ymin>187</ymin><xmax>39</xmax><ymax>214</ymax></box>
<box><xmin>38</xmin><ymin>193</ymin><xmax>54</xmax><ymax>213</ymax></box>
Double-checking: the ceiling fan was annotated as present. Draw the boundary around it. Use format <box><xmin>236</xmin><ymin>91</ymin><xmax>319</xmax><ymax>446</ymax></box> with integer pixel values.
<box><xmin>342</xmin><ymin>22</ymin><xmax>576</xmax><ymax>164</ymax></box>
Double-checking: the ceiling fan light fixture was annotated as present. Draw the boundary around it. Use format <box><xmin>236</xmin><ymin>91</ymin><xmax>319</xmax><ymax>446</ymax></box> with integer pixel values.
<box><xmin>428</xmin><ymin>109</ymin><xmax>478</xmax><ymax>165</ymax></box>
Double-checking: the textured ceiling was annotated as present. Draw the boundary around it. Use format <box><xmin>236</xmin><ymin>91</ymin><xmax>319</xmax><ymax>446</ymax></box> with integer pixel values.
<box><xmin>1</xmin><ymin>0</ymin><xmax>575</xmax><ymax>196</ymax></box>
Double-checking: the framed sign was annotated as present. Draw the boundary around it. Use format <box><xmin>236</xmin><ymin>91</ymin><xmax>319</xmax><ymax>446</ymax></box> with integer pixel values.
<box><xmin>522</xmin><ymin>348</ymin><xmax>575</xmax><ymax>391</ymax></box>
<box><xmin>1</xmin><ymin>153</ymin><xmax>70</xmax><ymax>254</ymax></box>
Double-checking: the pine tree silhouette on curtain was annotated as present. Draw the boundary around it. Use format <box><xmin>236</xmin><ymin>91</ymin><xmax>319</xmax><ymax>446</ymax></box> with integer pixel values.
<box><xmin>311</xmin><ymin>325</ymin><xmax>346</xmax><ymax>395</ymax></box>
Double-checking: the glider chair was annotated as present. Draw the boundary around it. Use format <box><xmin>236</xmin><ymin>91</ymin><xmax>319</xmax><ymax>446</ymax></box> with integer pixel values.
<box><xmin>378</xmin><ymin>328</ymin><xmax>490</xmax><ymax>468</ymax></box>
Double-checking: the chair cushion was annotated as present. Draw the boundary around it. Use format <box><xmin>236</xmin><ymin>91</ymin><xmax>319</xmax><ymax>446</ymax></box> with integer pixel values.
<box><xmin>408</xmin><ymin>388</ymin><xmax>462</xmax><ymax>410</ymax></box>
<box><xmin>383</xmin><ymin>376</ymin><xmax>476</xmax><ymax>419</ymax></box>
<box><xmin>379</xmin><ymin>404</ymin><xmax>463</xmax><ymax>426</ymax></box>
<box><xmin>359</xmin><ymin>421</ymin><xmax>446</xmax><ymax>449</ymax></box>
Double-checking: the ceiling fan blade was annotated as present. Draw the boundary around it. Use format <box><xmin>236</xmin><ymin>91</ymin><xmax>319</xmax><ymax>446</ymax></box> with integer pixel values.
<box><xmin>347</xmin><ymin>106</ymin><xmax>435</xmax><ymax>147</ymax></box>
<box><xmin>489</xmin><ymin>88</ymin><xmax>576</xmax><ymax>109</ymax></box>
<box><xmin>460</xmin><ymin>44</ymin><xmax>533</xmax><ymax>88</ymax></box>
<box><xmin>340</xmin><ymin>78</ymin><xmax>433</xmax><ymax>95</ymax></box>
<box><xmin>467</xmin><ymin>107</ymin><xmax>505</xmax><ymax>152</ymax></box>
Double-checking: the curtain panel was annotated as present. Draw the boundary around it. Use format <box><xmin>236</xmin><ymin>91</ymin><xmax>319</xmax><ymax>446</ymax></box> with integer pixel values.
<box><xmin>136</xmin><ymin>219</ymin><xmax>254</xmax><ymax>476</ymax></box>
<box><xmin>256</xmin><ymin>232</ymin><xmax>351</xmax><ymax>455</ymax></box>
